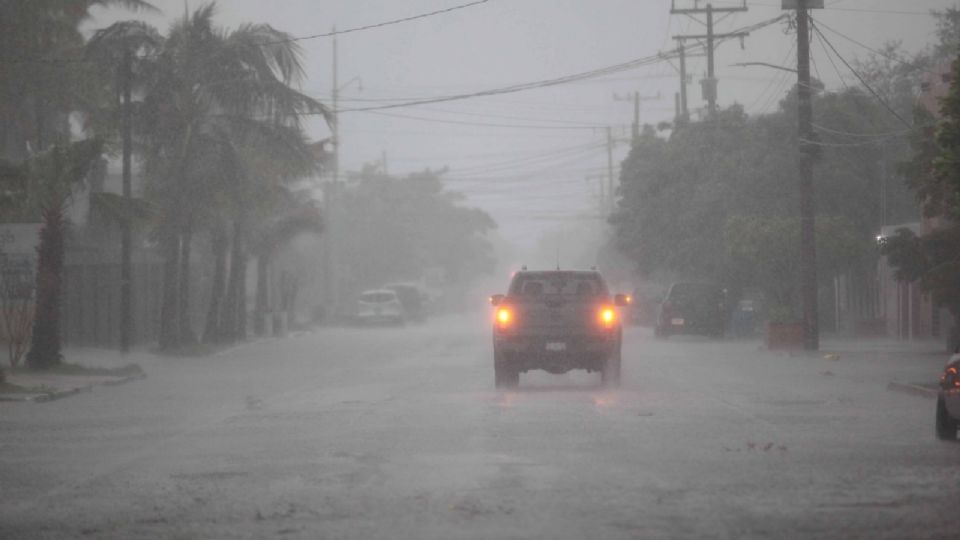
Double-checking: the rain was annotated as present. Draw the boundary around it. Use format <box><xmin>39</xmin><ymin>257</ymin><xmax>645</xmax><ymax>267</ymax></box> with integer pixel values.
<box><xmin>2</xmin><ymin>1</ymin><xmax>960</xmax><ymax>538</ymax></box>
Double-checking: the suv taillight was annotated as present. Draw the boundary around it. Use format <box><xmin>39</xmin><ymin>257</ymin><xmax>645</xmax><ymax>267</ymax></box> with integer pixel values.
<box><xmin>496</xmin><ymin>307</ymin><xmax>513</xmax><ymax>329</ymax></box>
<box><xmin>598</xmin><ymin>306</ymin><xmax>617</xmax><ymax>329</ymax></box>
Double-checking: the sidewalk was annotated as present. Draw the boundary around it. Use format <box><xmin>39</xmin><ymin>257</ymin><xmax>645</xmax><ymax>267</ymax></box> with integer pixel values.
<box><xmin>817</xmin><ymin>336</ymin><xmax>947</xmax><ymax>399</ymax></box>
<box><xmin>0</xmin><ymin>347</ymin><xmax>152</xmax><ymax>402</ymax></box>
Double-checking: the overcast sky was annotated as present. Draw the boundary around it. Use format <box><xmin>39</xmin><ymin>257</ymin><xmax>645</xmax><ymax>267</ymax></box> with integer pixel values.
<box><xmin>88</xmin><ymin>0</ymin><xmax>959</xmax><ymax>249</ymax></box>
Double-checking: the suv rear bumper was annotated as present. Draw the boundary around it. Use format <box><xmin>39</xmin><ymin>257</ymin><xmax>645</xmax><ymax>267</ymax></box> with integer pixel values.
<box><xmin>494</xmin><ymin>333</ymin><xmax>618</xmax><ymax>374</ymax></box>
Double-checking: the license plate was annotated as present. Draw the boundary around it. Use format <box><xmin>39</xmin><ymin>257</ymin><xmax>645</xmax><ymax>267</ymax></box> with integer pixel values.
<box><xmin>545</xmin><ymin>342</ymin><xmax>566</xmax><ymax>352</ymax></box>
<box><xmin>671</xmin><ymin>318</ymin><xmax>685</xmax><ymax>325</ymax></box>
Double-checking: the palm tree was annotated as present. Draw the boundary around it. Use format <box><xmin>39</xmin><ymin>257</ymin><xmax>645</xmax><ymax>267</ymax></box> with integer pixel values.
<box><xmin>15</xmin><ymin>139</ymin><xmax>105</xmax><ymax>369</ymax></box>
<box><xmin>0</xmin><ymin>0</ymin><xmax>157</xmax><ymax>161</ymax></box>
<box><xmin>0</xmin><ymin>1</ymin><xmax>155</xmax><ymax>368</ymax></box>
<box><xmin>85</xmin><ymin>20</ymin><xmax>163</xmax><ymax>353</ymax></box>
<box><xmin>137</xmin><ymin>3</ymin><xmax>328</xmax><ymax>350</ymax></box>
<box><xmin>250</xmin><ymin>187</ymin><xmax>324</xmax><ymax>335</ymax></box>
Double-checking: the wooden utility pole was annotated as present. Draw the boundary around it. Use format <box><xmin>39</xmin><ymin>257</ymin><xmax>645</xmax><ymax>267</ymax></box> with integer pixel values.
<box><xmin>671</xmin><ymin>1</ymin><xmax>748</xmax><ymax>118</ymax></box>
<box><xmin>606</xmin><ymin>126</ymin><xmax>615</xmax><ymax>212</ymax></box>
<box><xmin>325</xmin><ymin>26</ymin><xmax>340</xmax><ymax>314</ymax></box>
<box><xmin>678</xmin><ymin>42</ymin><xmax>689</xmax><ymax>123</ymax></box>
<box><xmin>794</xmin><ymin>0</ymin><xmax>819</xmax><ymax>350</ymax></box>
<box><xmin>614</xmin><ymin>92</ymin><xmax>660</xmax><ymax>141</ymax></box>
<box><xmin>120</xmin><ymin>46</ymin><xmax>133</xmax><ymax>354</ymax></box>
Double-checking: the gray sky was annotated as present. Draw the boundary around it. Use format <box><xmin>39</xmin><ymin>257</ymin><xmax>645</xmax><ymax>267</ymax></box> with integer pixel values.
<box><xmin>89</xmin><ymin>0</ymin><xmax>959</xmax><ymax>249</ymax></box>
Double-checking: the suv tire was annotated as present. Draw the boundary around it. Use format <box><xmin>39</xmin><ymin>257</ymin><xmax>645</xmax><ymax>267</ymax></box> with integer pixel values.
<box><xmin>494</xmin><ymin>351</ymin><xmax>519</xmax><ymax>389</ymax></box>
<box><xmin>601</xmin><ymin>341</ymin><xmax>622</xmax><ymax>387</ymax></box>
<box><xmin>936</xmin><ymin>396</ymin><xmax>958</xmax><ymax>441</ymax></box>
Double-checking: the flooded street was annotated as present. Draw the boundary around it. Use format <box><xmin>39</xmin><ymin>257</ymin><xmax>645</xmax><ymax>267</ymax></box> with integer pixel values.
<box><xmin>2</xmin><ymin>318</ymin><xmax>957</xmax><ymax>539</ymax></box>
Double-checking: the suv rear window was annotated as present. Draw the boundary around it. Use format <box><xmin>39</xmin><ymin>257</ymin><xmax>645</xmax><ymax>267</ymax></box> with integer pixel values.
<box><xmin>509</xmin><ymin>272</ymin><xmax>608</xmax><ymax>299</ymax></box>
<box><xmin>668</xmin><ymin>283</ymin><xmax>722</xmax><ymax>306</ymax></box>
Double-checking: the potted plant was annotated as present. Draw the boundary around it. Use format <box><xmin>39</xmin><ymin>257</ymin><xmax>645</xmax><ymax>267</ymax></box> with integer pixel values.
<box><xmin>765</xmin><ymin>304</ymin><xmax>805</xmax><ymax>350</ymax></box>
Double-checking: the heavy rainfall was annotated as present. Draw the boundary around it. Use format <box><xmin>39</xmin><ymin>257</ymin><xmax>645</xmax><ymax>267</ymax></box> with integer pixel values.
<box><xmin>2</xmin><ymin>0</ymin><xmax>960</xmax><ymax>538</ymax></box>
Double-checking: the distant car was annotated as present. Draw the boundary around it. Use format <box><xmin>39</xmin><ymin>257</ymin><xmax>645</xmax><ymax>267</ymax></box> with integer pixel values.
<box><xmin>936</xmin><ymin>353</ymin><xmax>960</xmax><ymax>440</ymax></box>
<box><xmin>384</xmin><ymin>283</ymin><xmax>426</xmax><ymax>322</ymax></box>
<box><xmin>655</xmin><ymin>282</ymin><xmax>725</xmax><ymax>338</ymax></box>
<box><xmin>490</xmin><ymin>269</ymin><xmax>629</xmax><ymax>389</ymax></box>
<box><xmin>356</xmin><ymin>289</ymin><xmax>404</xmax><ymax>326</ymax></box>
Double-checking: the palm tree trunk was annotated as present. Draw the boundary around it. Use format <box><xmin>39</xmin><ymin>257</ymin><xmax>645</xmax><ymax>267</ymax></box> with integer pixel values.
<box><xmin>203</xmin><ymin>225</ymin><xmax>228</xmax><ymax>344</ymax></box>
<box><xmin>254</xmin><ymin>254</ymin><xmax>268</xmax><ymax>336</ymax></box>
<box><xmin>178</xmin><ymin>217</ymin><xmax>197</xmax><ymax>345</ymax></box>
<box><xmin>25</xmin><ymin>202</ymin><xmax>65</xmax><ymax>369</ymax></box>
<box><xmin>236</xmin><ymin>248</ymin><xmax>248</xmax><ymax>341</ymax></box>
<box><xmin>221</xmin><ymin>219</ymin><xmax>243</xmax><ymax>342</ymax></box>
<box><xmin>158</xmin><ymin>221</ymin><xmax>181</xmax><ymax>351</ymax></box>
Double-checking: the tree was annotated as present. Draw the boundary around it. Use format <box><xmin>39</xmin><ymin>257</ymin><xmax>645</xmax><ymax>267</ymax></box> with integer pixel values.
<box><xmin>335</xmin><ymin>166</ymin><xmax>496</xmax><ymax>298</ymax></box>
<box><xmin>0</xmin><ymin>0</ymin><xmax>157</xmax><ymax>161</ymax></box>
<box><xmin>612</xmin><ymin>87</ymin><xmax>912</xmax><ymax>318</ymax></box>
<box><xmin>86</xmin><ymin>20</ymin><xmax>163</xmax><ymax>353</ymax></box>
<box><xmin>15</xmin><ymin>139</ymin><xmax>104</xmax><ymax>369</ymax></box>
<box><xmin>725</xmin><ymin>215</ymin><xmax>867</xmax><ymax>321</ymax></box>
<box><xmin>884</xmin><ymin>54</ymin><xmax>960</xmax><ymax>329</ymax></box>
<box><xmin>136</xmin><ymin>4</ymin><xmax>327</xmax><ymax>349</ymax></box>
<box><xmin>250</xmin><ymin>189</ymin><xmax>323</xmax><ymax>335</ymax></box>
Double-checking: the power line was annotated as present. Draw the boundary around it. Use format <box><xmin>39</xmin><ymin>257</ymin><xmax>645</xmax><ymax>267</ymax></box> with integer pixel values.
<box><xmin>360</xmin><ymin>110</ymin><xmax>604</xmax><ymax>130</ymax></box>
<box><xmin>5</xmin><ymin>0</ymin><xmax>494</xmax><ymax>65</ymax></box>
<box><xmin>813</xmin><ymin>22</ymin><xmax>852</xmax><ymax>91</ymax></box>
<box><xmin>810</xmin><ymin>20</ymin><xmax>912</xmax><ymax>128</ymax></box>
<box><xmin>328</xmin><ymin>14</ymin><xmax>789</xmax><ymax>114</ymax></box>
<box><xmin>713</xmin><ymin>1</ymin><xmax>936</xmax><ymax>16</ymax></box>
<box><xmin>810</xmin><ymin>16</ymin><xmax>934</xmax><ymax>75</ymax></box>
<box><xmin>262</xmin><ymin>0</ymin><xmax>493</xmax><ymax>45</ymax></box>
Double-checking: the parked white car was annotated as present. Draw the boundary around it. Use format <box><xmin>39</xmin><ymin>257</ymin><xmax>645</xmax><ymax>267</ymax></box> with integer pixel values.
<box><xmin>356</xmin><ymin>289</ymin><xmax>404</xmax><ymax>326</ymax></box>
<box><xmin>936</xmin><ymin>352</ymin><xmax>960</xmax><ymax>440</ymax></box>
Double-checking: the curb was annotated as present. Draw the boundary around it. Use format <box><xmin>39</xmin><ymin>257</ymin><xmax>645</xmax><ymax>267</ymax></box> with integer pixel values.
<box><xmin>886</xmin><ymin>381</ymin><xmax>938</xmax><ymax>400</ymax></box>
<box><xmin>0</xmin><ymin>372</ymin><xmax>146</xmax><ymax>403</ymax></box>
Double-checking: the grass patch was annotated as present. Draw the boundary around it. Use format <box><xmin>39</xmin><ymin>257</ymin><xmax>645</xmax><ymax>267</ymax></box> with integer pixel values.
<box><xmin>11</xmin><ymin>362</ymin><xmax>144</xmax><ymax>377</ymax></box>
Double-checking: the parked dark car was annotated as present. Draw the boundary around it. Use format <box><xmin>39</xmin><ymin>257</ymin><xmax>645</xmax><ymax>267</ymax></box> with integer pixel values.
<box><xmin>655</xmin><ymin>282</ymin><xmax>725</xmax><ymax>338</ymax></box>
<box><xmin>490</xmin><ymin>269</ymin><xmax>629</xmax><ymax>389</ymax></box>
<box><xmin>384</xmin><ymin>283</ymin><xmax>426</xmax><ymax>322</ymax></box>
<box><xmin>936</xmin><ymin>352</ymin><xmax>960</xmax><ymax>440</ymax></box>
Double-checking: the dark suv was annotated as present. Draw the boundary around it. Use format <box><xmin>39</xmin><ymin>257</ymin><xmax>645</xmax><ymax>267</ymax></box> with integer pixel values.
<box><xmin>490</xmin><ymin>270</ymin><xmax>628</xmax><ymax>389</ymax></box>
<box><xmin>654</xmin><ymin>282</ymin><xmax>726</xmax><ymax>338</ymax></box>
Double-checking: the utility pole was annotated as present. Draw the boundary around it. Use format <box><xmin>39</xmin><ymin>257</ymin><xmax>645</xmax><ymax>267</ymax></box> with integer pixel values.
<box><xmin>678</xmin><ymin>42</ymin><xmax>689</xmax><ymax>123</ymax></box>
<box><xmin>324</xmin><ymin>25</ymin><xmax>340</xmax><ymax>315</ymax></box>
<box><xmin>332</xmin><ymin>26</ymin><xmax>340</xmax><ymax>185</ymax></box>
<box><xmin>606</xmin><ymin>126</ymin><xmax>615</xmax><ymax>212</ymax></box>
<box><xmin>613</xmin><ymin>92</ymin><xmax>660</xmax><ymax>142</ymax></box>
<box><xmin>793</xmin><ymin>0</ymin><xmax>820</xmax><ymax>350</ymax></box>
<box><xmin>614</xmin><ymin>92</ymin><xmax>660</xmax><ymax>140</ymax></box>
<box><xmin>120</xmin><ymin>45</ymin><xmax>133</xmax><ymax>354</ymax></box>
<box><xmin>671</xmin><ymin>1</ymin><xmax>748</xmax><ymax>118</ymax></box>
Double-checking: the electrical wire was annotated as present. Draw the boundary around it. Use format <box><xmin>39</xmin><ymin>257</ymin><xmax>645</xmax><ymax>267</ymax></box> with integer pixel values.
<box><xmin>810</xmin><ymin>21</ymin><xmax>912</xmax><ymax>128</ymax></box>
<box><xmin>5</xmin><ymin>0</ymin><xmax>495</xmax><ymax>65</ymax></box>
<box><xmin>813</xmin><ymin>22</ymin><xmax>852</xmax><ymax>91</ymax></box>
<box><xmin>328</xmin><ymin>14</ymin><xmax>790</xmax><ymax>114</ymax></box>
<box><xmin>810</xmin><ymin>15</ymin><xmax>936</xmax><ymax>75</ymax></box>
<box><xmin>262</xmin><ymin>0</ymin><xmax>493</xmax><ymax>45</ymax></box>
<box><xmin>746</xmin><ymin>43</ymin><xmax>796</xmax><ymax>113</ymax></box>
<box><xmin>360</xmin><ymin>110</ymin><xmax>604</xmax><ymax>130</ymax></box>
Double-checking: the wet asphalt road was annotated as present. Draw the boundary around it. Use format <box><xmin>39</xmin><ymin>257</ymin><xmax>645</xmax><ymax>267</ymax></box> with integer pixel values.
<box><xmin>2</xmin><ymin>315</ymin><xmax>959</xmax><ymax>539</ymax></box>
